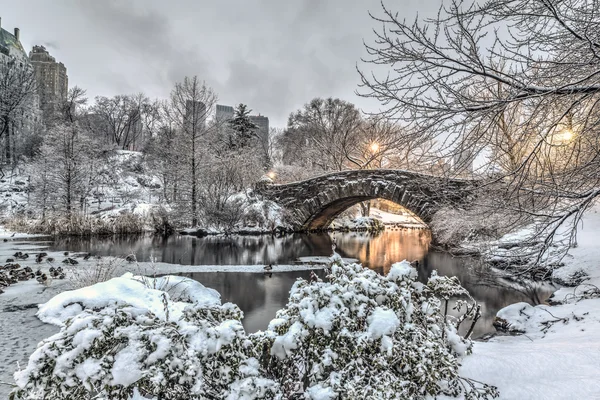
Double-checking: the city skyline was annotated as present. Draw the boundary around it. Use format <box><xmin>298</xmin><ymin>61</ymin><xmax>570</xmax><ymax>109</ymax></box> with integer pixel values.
<box><xmin>0</xmin><ymin>0</ymin><xmax>440</xmax><ymax>128</ymax></box>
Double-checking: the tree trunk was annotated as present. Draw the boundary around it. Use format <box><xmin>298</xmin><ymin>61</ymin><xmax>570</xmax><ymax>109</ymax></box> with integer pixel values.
<box><xmin>360</xmin><ymin>201</ymin><xmax>371</xmax><ymax>217</ymax></box>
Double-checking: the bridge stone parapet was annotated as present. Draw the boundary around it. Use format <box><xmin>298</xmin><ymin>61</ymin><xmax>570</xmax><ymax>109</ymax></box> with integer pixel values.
<box><xmin>255</xmin><ymin>169</ymin><xmax>476</xmax><ymax>231</ymax></box>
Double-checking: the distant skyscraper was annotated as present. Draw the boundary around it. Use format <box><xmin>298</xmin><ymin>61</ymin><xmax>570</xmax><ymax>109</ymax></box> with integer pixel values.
<box><xmin>29</xmin><ymin>45</ymin><xmax>68</xmax><ymax>115</ymax></box>
<box><xmin>184</xmin><ymin>100</ymin><xmax>207</xmax><ymax>130</ymax></box>
<box><xmin>453</xmin><ymin>147</ymin><xmax>474</xmax><ymax>174</ymax></box>
<box><xmin>249</xmin><ymin>114</ymin><xmax>269</xmax><ymax>146</ymax></box>
<box><xmin>215</xmin><ymin>104</ymin><xmax>234</xmax><ymax>124</ymax></box>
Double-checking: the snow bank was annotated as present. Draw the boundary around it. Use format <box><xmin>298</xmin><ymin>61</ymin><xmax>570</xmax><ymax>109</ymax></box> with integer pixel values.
<box><xmin>460</xmin><ymin>298</ymin><xmax>600</xmax><ymax>399</ymax></box>
<box><xmin>458</xmin><ymin>202</ymin><xmax>600</xmax><ymax>399</ymax></box>
<box><xmin>37</xmin><ymin>274</ymin><xmax>220</xmax><ymax>326</ymax></box>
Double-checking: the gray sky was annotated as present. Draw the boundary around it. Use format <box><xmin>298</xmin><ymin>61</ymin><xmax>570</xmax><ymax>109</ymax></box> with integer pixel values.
<box><xmin>0</xmin><ymin>0</ymin><xmax>438</xmax><ymax>127</ymax></box>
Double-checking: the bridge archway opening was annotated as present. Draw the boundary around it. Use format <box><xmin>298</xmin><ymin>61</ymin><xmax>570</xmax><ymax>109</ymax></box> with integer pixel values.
<box><xmin>303</xmin><ymin>197</ymin><xmax>428</xmax><ymax>231</ymax></box>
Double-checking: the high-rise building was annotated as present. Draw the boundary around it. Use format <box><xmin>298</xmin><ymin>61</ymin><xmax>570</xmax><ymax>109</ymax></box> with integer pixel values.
<box><xmin>184</xmin><ymin>100</ymin><xmax>207</xmax><ymax>130</ymax></box>
<box><xmin>453</xmin><ymin>147</ymin><xmax>474</xmax><ymax>174</ymax></box>
<box><xmin>0</xmin><ymin>18</ymin><xmax>40</xmax><ymax>163</ymax></box>
<box><xmin>215</xmin><ymin>104</ymin><xmax>234</xmax><ymax>124</ymax></box>
<box><xmin>29</xmin><ymin>45</ymin><xmax>68</xmax><ymax>114</ymax></box>
<box><xmin>0</xmin><ymin>19</ymin><xmax>26</xmax><ymax>61</ymax></box>
<box><xmin>249</xmin><ymin>114</ymin><xmax>269</xmax><ymax>146</ymax></box>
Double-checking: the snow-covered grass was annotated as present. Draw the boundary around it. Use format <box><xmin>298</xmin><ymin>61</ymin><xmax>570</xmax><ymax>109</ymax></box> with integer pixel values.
<box><xmin>5</xmin><ymin>212</ymin><xmax>149</xmax><ymax>236</ymax></box>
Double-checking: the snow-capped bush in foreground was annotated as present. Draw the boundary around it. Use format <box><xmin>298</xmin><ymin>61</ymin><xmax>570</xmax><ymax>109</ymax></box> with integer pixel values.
<box><xmin>11</xmin><ymin>275</ymin><xmax>279</xmax><ymax>400</ymax></box>
<box><xmin>261</xmin><ymin>256</ymin><xmax>496</xmax><ymax>399</ymax></box>
<box><xmin>11</xmin><ymin>259</ymin><xmax>498</xmax><ymax>400</ymax></box>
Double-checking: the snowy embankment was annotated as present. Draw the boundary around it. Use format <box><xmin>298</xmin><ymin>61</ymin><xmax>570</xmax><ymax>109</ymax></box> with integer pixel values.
<box><xmin>0</xmin><ymin>152</ymin><xmax>294</xmax><ymax>236</ymax></box>
<box><xmin>457</xmin><ymin>204</ymin><xmax>600</xmax><ymax>399</ymax></box>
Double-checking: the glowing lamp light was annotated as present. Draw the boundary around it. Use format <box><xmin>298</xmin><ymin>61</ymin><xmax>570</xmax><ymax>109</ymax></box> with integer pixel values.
<box><xmin>267</xmin><ymin>171</ymin><xmax>276</xmax><ymax>180</ymax></box>
<box><xmin>553</xmin><ymin>129</ymin><xmax>575</xmax><ymax>145</ymax></box>
<box><xmin>370</xmin><ymin>142</ymin><xmax>380</xmax><ymax>153</ymax></box>
<box><xmin>560</xmin><ymin>129</ymin><xmax>574</xmax><ymax>142</ymax></box>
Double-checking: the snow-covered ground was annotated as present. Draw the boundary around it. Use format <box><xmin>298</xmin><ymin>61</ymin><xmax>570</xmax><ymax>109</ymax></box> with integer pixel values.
<box><xmin>457</xmin><ymin>204</ymin><xmax>600</xmax><ymax>399</ymax></box>
<box><xmin>370</xmin><ymin>207</ymin><xmax>427</xmax><ymax>228</ymax></box>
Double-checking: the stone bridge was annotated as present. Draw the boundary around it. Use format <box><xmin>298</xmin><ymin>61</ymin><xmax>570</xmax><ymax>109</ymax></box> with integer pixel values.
<box><xmin>256</xmin><ymin>169</ymin><xmax>476</xmax><ymax>231</ymax></box>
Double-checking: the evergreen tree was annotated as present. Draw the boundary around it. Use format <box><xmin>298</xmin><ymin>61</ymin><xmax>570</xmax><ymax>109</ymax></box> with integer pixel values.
<box><xmin>228</xmin><ymin>103</ymin><xmax>258</xmax><ymax>150</ymax></box>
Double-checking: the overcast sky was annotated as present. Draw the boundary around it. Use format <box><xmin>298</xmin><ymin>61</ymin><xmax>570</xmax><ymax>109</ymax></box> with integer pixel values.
<box><xmin>0</xmin><ymin>0</ymin><xmax>439</xmax><ymax>127</ymax></box>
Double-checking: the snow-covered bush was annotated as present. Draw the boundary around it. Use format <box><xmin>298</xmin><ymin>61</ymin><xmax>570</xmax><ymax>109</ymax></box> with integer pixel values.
<box><xmin>12</xmin><ymin>260</ymin><xmax>497</xmax><ymax>399</ymax></box>
<box><xmin>261</xmin><ymin>256</ymin><xmax>497</xmax><ymax>399</ymax></box>
<box><xmin>11</xmin><ymin>275</ymin><xmax>279</xmax><ymax>400</ymax></box>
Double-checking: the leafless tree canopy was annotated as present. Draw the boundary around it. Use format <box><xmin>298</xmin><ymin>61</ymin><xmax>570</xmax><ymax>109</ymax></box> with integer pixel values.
<box><xmin>359</xmin><ymin>0</ymin><xmax>600</xmax><ymax>263</ymax></box>
<box><xmin>280</xmin><ymin>97</ymin><xmax>414</xmax><ymax>175</ymax></box>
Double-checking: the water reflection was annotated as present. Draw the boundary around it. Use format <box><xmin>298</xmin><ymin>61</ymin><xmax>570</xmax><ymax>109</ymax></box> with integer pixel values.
<box><xmin>48</xmin><ymin>230</ymin><xmax>554</xmax><ymax>336</ymax></box>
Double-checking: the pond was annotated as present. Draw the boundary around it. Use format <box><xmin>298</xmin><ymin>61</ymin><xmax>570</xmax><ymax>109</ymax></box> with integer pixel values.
<box><xmin>49</xmin><ymin>229</ymin><xmax>554</xmax><ymax>337</ymax></box>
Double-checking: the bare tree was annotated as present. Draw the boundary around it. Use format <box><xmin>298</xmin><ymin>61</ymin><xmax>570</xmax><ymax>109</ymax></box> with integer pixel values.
<box><xmin>30</xmin><ymin>87</ymin><xmax>102</xmax><ymax>219</ymax></box>
<box><xmin>89</xmin><ymin>93</ymin><xmax>151</xmax><ymax>150</ymax></box>
<box><xmin>282</xmin><ymin>97</ymin><xmax>363</xmax><ymax>172</ymax></box>
<box><xmin>359</xmin><ymin>0</ymin><xmax>600</xmax><ymax>265</ymax></box>
<box><xmin>166</xmin><ymin>76</ymin><xmax>217</xmax><ymax>227</ymax></box>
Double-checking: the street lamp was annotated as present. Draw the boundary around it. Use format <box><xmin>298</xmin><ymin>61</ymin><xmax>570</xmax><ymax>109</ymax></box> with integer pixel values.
<box><xmin>370</xmin><ymin>142</ymin><xmax>380</xmax><ymax>153</ymax></box>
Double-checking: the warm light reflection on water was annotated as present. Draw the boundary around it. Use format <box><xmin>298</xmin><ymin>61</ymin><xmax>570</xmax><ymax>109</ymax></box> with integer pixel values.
<box><xmin>331</xmin><ymin>228</ymin><xmax>431</xmax><ymax>274</ymax></box>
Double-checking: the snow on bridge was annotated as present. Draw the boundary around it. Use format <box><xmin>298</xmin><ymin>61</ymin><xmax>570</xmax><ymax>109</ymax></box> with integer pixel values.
<box><xmin>256</xmin><ymin>169</ymin><xmax>477</xmax><ymax>231</ymax></box>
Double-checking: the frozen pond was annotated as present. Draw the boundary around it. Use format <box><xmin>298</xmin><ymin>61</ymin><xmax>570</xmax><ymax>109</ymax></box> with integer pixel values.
<box><xmin>47</xmin><ymin>229</ymin><xmax>554</xmax><ymax>337</ymax></box>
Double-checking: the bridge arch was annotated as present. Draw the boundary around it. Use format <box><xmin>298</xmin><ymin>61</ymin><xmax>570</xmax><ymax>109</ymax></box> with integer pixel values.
<box><xmin>257</xmin><ymin>170</ymin><xmax>474</xmax><ymax>231</ymax></box>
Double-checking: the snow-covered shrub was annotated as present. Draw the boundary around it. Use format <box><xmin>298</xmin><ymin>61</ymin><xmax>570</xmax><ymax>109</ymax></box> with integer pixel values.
<box><xmin>205</xmin><ymin>197</ymin><xmax>246</xmax><ymax>232</ymax></box>
<box><xmin>260</xmin><ymin>256</ymin><xmax>498</xmax><ymax>399</ymax></box>
<box><xmin>11</xmin><ymin>275</ymin><xmax>280</xmax><ymax>400</ymax></box>
<box><xmin>12</xmin><ymin>261</ymin><xmax>497</xmax><ymax>399</ymax></box>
